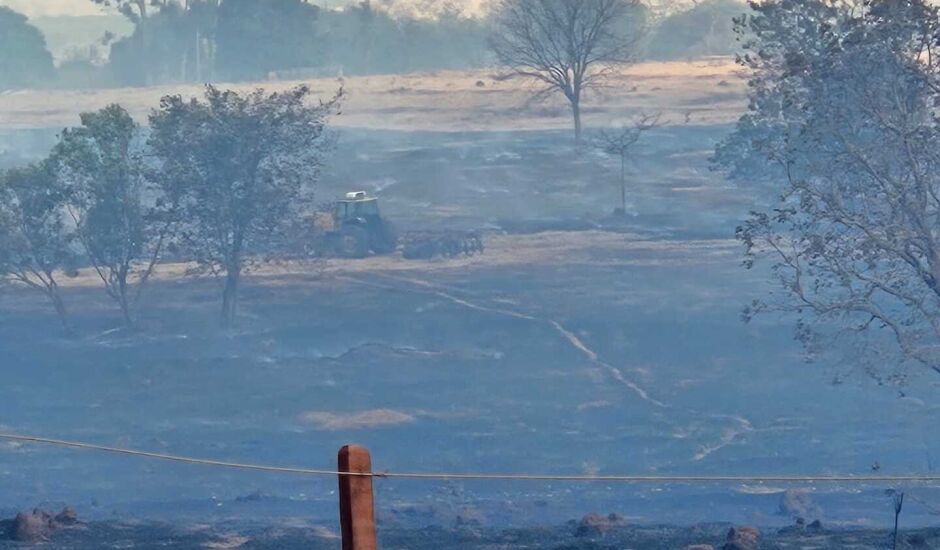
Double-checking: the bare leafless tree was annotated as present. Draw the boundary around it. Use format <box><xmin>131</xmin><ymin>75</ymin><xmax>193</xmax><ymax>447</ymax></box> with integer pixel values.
<box><xmin>596</xmin><ymin>112</ymin><xmax>659</xmax><ymax>214</ymax></box>
<box><xmin>490</xmin><ymin>0</ymin><xmax>644</xmax><ymax>141</ymax></box>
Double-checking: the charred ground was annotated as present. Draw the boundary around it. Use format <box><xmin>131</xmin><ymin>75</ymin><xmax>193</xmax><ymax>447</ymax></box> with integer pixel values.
<box><xmin>1</xmin><ymin>62</ymin><xmax>937</xmax><ymax>545</ymax></box>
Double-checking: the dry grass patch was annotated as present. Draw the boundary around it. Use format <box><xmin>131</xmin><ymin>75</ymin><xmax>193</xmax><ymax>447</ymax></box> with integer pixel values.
<box><xmin>0</xmin><ymin>58</ymin><xmax>745</xmax><ymax>132</ymax></box>
<box><xmin>300</xmin><ymin>409</ymin><xmax>416</xmax><ymax>430</ymax></box>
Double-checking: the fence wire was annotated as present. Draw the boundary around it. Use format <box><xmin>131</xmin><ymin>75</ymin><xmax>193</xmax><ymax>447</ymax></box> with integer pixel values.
<box><xmin>3</xmin><ymin>433</ymin><xmax>940</xmax><ymax>484</ymax></box>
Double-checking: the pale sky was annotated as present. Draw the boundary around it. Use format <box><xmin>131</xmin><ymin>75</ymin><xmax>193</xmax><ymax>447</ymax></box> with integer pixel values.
<box><xmin>0</xmin><ymin>0</ymin><xmax>695</xmax><ymax>19</ymax></box>
<box><xmin>0</xmin><ymin>0</ymin><xmax>113</xmax><ymax>17</ymax></box>
<box><xmin>0</xmin><ymin>0</ymin><xmax>482</xmax><ymax>18</ymax></box>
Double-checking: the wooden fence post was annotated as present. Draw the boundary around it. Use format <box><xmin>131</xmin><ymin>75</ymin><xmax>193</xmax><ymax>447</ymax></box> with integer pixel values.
<box><xmin>338</xmin><ymin>445</ymin><xmax>378</xmax><ymax>550</ymax></box>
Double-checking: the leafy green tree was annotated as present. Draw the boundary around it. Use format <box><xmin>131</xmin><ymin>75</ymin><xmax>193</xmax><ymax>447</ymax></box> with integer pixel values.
<box><xmin>0</xmin><ymin>163</ymin><xmax>76</xmax><ymax>332</ymax></box>
<box><xmin>148</xmin><ymin>85</ymin><xmax>341</xmax><ymax>327</ymax></box>
<box><xmin>0</xmin><ymin>7</ymin><xmax>56</xmax><ymax>90</ymax></box>
<box><xmin>53</xmin><ymin>105</ymin><xmax>170</xmax><ymax>327</ymax></box>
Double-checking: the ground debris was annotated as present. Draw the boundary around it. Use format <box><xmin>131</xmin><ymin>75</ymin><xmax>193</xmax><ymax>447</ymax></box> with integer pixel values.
<box><xmin>1</xmin><ymin>520</ymin><xmax>939</xmax><ymax>549</ymax></box>
<box><xmin>778</xmin><ymin>489</ymin><xmax>820</xmax><ymax>520</ymax></box>
<box><xmin>722</xmin><ymin>526</ymin><xmax>760</xmax><ymax>550</ymax></box>
<box><xmin>1</xmin><ymin>507</ymin><xmax>80</xmax><ymax>543</ymax></box>
<box><xmin>573</xmin><ymin>512</ymin><xmax>628</xmax><ymax>536</ymax></box>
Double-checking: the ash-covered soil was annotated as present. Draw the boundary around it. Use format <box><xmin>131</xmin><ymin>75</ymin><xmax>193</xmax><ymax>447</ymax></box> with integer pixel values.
<box><xmin>1</xmin><ymin>518</ymin><xmax>935</xmax><ymax>549</ymax></box>
<box><xmin>2</xmin><ymin>240</ymin><xmax>937</xmax><ymax>529</ymax></box>
<box><xmin>2</xmin><ymin>92</ymin><xmax>939</xmax><ymax>536</ymax></box>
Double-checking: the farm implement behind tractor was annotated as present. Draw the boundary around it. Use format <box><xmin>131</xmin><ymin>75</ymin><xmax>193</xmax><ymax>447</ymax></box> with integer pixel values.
<box><xmin>315</xmin><ymin>192</ymin><xmax>484</xmax><ymax>260</ymax></box>
<box><xmin>401</xmin><ymin>230</ymin><xmax>484</xmax><ymax>260</ymax></box>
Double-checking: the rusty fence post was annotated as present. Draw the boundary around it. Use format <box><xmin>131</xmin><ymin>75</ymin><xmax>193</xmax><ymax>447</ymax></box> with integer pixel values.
<box><xmin>338</xmin><ymin>445</ymin><xmax>378</xmax><ymax>550</ymax></box>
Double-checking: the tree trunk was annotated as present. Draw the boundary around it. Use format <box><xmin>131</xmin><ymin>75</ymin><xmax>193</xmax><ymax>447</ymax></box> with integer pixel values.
<box><xmin>620</xmin><ymin>154</ymin><xmax>627</xmax><ymax>214</ymax></box>
<box><xmin>118</xmin><ymin>290</ymin><xmax>135</xmax><ymax>329</ymax></box>
<box><xmin>220</xmin><ymin>268</ymin><xmax>240</xmax><ymax>328</ymax></box>
<box><xmin>49</xmin><ymin>287</ymin><xmax>72</xmax><ymax>335</ymax></box>
<box><xmin>571</xmin><ymin>97</ymin><xmax>583</xmax><ymax>142</ymax></box>
<box><xmin>139</xmin><ymin>24</ymin><xmax>150</xmax><ymax>86</ymax></box>
<box><xmin>195</xmin><ymin>30</ymin><xmax>201</xmax><ymax>81</ymax></box>
<box><xmin>182</xmin><ymin>46</ymin><xmax>189</xmax><ymax>82</ymax></box>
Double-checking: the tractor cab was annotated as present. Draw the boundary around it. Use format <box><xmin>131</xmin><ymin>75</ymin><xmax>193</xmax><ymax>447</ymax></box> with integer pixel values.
<box><xmin>334</xmin><ymin>192</ymin><xmax>381</xmax><ymax>223</ymax></box>
<box><xmin>323</xmin><ymin>191</ymin><xmax>397</xmax><ymax>258</ymax></box>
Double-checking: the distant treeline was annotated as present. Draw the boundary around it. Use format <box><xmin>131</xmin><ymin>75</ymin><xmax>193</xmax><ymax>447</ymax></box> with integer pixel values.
<box><xmin>1</xmin><ymin>0</ymin><xmax>747</xmax><ymax>91</ymax></box>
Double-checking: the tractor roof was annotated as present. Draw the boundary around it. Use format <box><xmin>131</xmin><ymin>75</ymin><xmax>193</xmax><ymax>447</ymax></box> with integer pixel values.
<box><xmin>337</xmin><ymin>197</ymin><xmax>378</xmax><ymax>204</ymax></box>
<box><xmin>338</xmin><ymin>191</ymin><xmax>376</xmax><ymax>203</ymax></box>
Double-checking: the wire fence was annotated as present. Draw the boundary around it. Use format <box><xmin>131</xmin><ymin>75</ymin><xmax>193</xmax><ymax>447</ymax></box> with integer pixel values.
<box><xmin>3</xmin><ymin>432</ymin><xmax>940</xmax><ymax>484</ymax></box>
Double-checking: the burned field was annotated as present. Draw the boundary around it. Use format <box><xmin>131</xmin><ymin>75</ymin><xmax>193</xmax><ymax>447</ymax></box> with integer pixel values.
<box><xmin>1</xmin><ymin>64</ymin><xmax>939</xmax><ymax>546</ymax></box>
<box><xmin>0</xmin><ymin>236</ymin><xmax>936</xmax><ymax>542</ymax></box>
<box><xmin>4</xmin><ymin>518</ymin><xmax>940</xmax><ymax>549</ymax></box>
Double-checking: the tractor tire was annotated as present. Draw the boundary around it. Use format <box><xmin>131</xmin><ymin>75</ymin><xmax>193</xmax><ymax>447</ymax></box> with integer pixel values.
<box><xmin>336</xmin><ymin>226</ymin><xmax>370</xmax><ymax>259</ymax></box>
<box><xmin>371</xmin><ymin>220</ymin><xmax>399</xmax><ymax>255</ymax></box>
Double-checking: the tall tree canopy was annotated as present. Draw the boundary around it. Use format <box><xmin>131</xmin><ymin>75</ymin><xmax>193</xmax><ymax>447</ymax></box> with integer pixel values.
<box><xmin>89</xmin><ymin>0</ymin><xmax>495</xmax><ymax>86</ymax></box>
<box><xmin>317</xmin><ymin>2</ymin><xmax>490</xmax><ymax>75</ymax></box>
<box><xmin>0</xmin><ymin>162</ymin><xmax>76</xmax><ymax>331</ymax></box>
<box><xmin>90</xmin><ymin>0</ymin><xmax>170</xmax><ymax>23</ymax></box>
<box><xmin>107</xmin><ymin>1</ymin><xmax>219</xmax><ymax>86</ymax></box>
<box><xmin>214</xmin><ymin>0</ymin><xmax>321</xmax><ymax>81</ymax></box>
<box><xmin>102</xmin><ymin>0</ymin><xmax>323</xmax><ymax>85</ymax></box>
<box><xmin>53</xmin><ymin>105</ymin><xmax>169</xmax><ymax>327</ymax></box>
<box><xmin>645</xmin><ymin>0</ymin><xmax>745</xmax><ymax>60</ymax></box>
<box><xmin>0</xmin><ymin>6</ymin><xmax>56</xmax><ymax>90</ymax></box>
<box><xmin>716</xmin><ymin>0</ymin><xmax>940</xmax><ymax>381</ymax></box>
<box><xmin>148</xmin><ymin>85</ymin><xmax>340</xmax><ymax>327</ymax></box>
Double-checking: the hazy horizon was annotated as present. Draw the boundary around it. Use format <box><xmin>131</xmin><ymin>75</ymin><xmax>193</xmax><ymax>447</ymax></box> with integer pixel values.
<box><xmin>0</xmin><ymin>0</ymin><xmax>111</xmax><ymax>17</ymax></box>
<box><xmin>0</xmin><ymin>0</ymin><xmax>702</xmax><ymax>19</ymax></box>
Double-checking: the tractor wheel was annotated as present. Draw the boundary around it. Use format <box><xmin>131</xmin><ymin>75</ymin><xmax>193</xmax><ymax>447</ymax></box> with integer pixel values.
<box><xmin>337</xmin><ymin>226</ymin><xmax>369</xmax><ymax>259</ymax></box>
<box><xmin>371</xmin><ymin>220</ymin><xmax>399</xmax><ymax>255</ymax></box>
